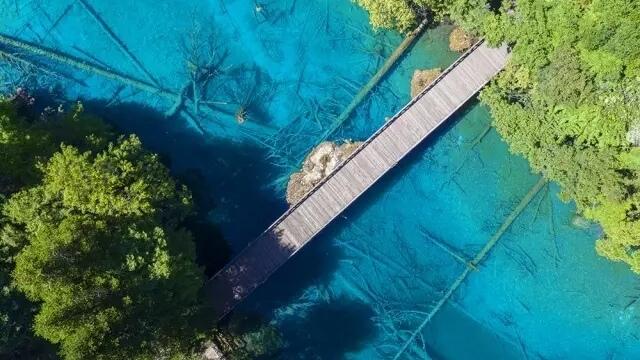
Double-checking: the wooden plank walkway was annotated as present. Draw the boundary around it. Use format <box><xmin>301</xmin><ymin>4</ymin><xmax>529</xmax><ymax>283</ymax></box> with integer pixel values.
<box><xmin>207</xmin><ymin>41</ymin><xmax>510</xmax><ymax>319</ymax></box>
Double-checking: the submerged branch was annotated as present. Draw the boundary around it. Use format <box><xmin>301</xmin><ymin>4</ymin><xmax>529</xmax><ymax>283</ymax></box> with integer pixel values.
<box><xmin>0</xmin><ymin>33</ymin><xmax>180</xmax><ymax>101</ymax></box>
<box><xmin>319</xmin><ymin>19</ymin><xmax>429</xmax><ymax>143</ymax></box>
<box><xmin>77</xmin><ymin>0</ymin><xmax>160</xmax><ymax>87</ymax></box>
<box><xmin>391</xmin><ymin>177</ymin><xmax>547</xmax><ymax>360</ymax></box>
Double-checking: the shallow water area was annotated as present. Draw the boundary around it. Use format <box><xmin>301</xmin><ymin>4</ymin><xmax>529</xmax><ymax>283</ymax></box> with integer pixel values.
<box><xmin>240</xmin><ymin>103</ymin><xmax>640</xmax><ymax>359</ymax></box>
<box><xmin>1</xmin><ymin>0</ymin><xmax>639</xmax><ymax>359</ymax></box>
<box><xmin>1</xmin><ymin>0</ymin><xmax>450</xmax><ymax>249</ymax></box>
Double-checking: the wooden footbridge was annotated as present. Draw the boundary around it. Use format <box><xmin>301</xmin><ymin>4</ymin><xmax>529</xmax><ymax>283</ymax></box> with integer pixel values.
<box><xmin>207</xmin><ymin>40</ymin><xmax>509</xmax><ymax>319</ymax></box>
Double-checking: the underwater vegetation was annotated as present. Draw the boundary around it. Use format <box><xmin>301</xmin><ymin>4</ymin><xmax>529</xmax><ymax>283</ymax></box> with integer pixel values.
<box><xmin>0</xmin><ymin>0</ymin><xmax>639</xmax><ymax>358</ymax></box>
<box><xmin>357</xmin><ymin>0</ymin><xmax>640</xmax><ymax>273</ymax></box>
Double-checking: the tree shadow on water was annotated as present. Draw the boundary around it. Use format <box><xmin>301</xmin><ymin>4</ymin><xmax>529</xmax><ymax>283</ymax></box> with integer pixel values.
<box><xmin>279</xmin><ymin>298</ymin><xmax>377</xmax><ymax>359</ymax></box>
<box><xmin>234</xmin><ymin>214</ymin><xmax>354</xmax><ymax>317</ymax></box>
<box><xmin>238</xmin><ymin>243</ymin><xmax>333</xmax><ymax>306</ymax></box>
<box><xmin>80</xmin><ymin>99</ymin><xmax>356</xmax><ymax>333</ymax></box>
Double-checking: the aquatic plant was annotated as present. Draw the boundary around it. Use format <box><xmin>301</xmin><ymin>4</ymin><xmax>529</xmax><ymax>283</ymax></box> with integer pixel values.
<box><xmin>448</xmin><ymin>26</ymin><xmax>473</xmax><ymax>52</ymax></box>
<box><xmin>252</xmin><ymin>1</ymin><xmax>270</xmax><ymax>23</ymax></box>
<box><xmin>234</xmin><ymin>106</ymin><xmax>247</xmax><ymax>124</ymax></box>
<box><xmin>410</xmin><ymin>68</ymin><xmax>441</xmax><ymax>98</ymax></box>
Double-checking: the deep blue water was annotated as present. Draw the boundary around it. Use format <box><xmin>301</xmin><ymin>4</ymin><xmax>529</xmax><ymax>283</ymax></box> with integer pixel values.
<box><xmin>1</xmin><ymin>0</ymin><xmax>639</xmax><ymax>358</ymax></box>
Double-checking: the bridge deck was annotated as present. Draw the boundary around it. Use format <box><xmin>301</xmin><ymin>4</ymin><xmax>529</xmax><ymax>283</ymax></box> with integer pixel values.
<box><xmin>207</xmin><ymin>41</ymin><xmax>510</xmax><ymax>319</ymax></box>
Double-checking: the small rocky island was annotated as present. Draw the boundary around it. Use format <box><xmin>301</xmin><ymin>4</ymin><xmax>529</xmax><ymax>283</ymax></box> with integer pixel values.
<box><xmin>449</xmin><ymin>26</ymin><xmax>474</xmax><ymax>52</ymax></box>
<box><xmin>286</xmin><ymin>141</ymin><xmax>363</xmax><ymax>205</ymax></box>
<box><xmin>410</xmin><ymin>68</ymin><xmax>442</xmax><ymax>98</ymax></box>
<box><xmin>408</xmin><ymin>26</ymin><xmax>476</xmax><ymax>99</ymax></box>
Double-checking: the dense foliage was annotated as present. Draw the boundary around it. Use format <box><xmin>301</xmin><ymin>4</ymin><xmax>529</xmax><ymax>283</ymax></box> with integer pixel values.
<box><xmin>3</xmin><ymin>135</ymin><xmax>210</xmax><ymax>359</ymax></box>
<box><xmin>1</xmin><ymin>194</ymin><xmax>57</xmax><ymax>359</ymax></box>
<box><xmin>0</xmin><ymin>94</ymin><xmax>282</xmax><ymax>359</ymax></box>
<box><xmin>0</xmin><ymin>96</ymin><xmax>210</xmax><ymax>359</ymax></box>
<box><xmin>354</xmin><ymin>0</ymin><xmax>452</xmax><ymax>32</ymax></box>
<box><xmin>357</xmin><ymin>0</ymin><xmax>640</xmax><ymax>272</ymax></box>
<box><xmin>0</xmin><ymin>93</ymin><xmax>111</xmax><ymax>194</ymax></box>
<box><xmin>1</xmin><ymin>95</ymin><xmax>111</xmax><ymax>359</ymax></box>
<box><xmin>467</xmin><ymin>0</ymin><xmax>640</xmax><ymax>272</ymax></box>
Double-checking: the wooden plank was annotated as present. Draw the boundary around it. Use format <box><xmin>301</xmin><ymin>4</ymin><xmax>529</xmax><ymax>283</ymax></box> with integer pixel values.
<box><xmin>207</xmin><ymin>41</ymin><xmax>510</xmax><ymax>319</ymax></box>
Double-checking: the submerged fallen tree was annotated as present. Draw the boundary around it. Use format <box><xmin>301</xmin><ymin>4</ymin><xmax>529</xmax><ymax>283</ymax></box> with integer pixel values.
<box><xmin>392</xmin><ymin>177</ymin><xmax>547</xmax><ymax>360</ymax></box>
<box><xmin>76</xmin><ymin>0</ymin><xmax>160</xmax><ymax>87</ymax></box>
<box><xmin>320</xmin><ymin>19</ymin><xmax>429</xmax><ymax>142</ymax></box>
<box><xmin>0</xmin><ymin>33</ymin><xmax>179</xmax><ymax>101</ymax></box>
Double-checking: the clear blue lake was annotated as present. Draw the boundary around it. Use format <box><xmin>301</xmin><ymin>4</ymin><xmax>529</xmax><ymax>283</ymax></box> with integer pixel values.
<box><xmin>1</xmin><ymin>0</ymin><xmax>638</xmax><ymax>358</ymax></box>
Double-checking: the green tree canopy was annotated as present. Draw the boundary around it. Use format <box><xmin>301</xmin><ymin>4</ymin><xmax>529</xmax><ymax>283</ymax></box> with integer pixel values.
<box><xmin>354</xmin><ymin>0</ymin><xmax>453</xmax><ymax>32</ymax></box>
<box><xmin>1</xmin><ymin>95</ymin><xmax>112</xmax><ymax>358</ymax></box>
<box><xmin>0</xmin><ymin>98</ymin><xmax>111</xmax><ymax>194</ymax></box>
<box><xmin>1</xmin><ymin>194</ymin><xmax>57</xmax><ymax>358</ymax></box>
<box><xmin>463</xmin><ymin>0</ymin><xmax>640</xmax><ymax>271</ymax></box>
<box><xmin>3</xmin><ymin>135</ymin><xmax>210</xmax><ymax>359</ymax></box>
<box><xmin>0</xmin><ymin>95</ymin><xmax>281</xmax><ymax>359</ymax></box>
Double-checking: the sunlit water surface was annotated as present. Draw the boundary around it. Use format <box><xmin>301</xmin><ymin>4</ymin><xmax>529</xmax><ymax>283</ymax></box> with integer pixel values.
<box><xmin>1</xmin><ymin>0</ymin><xmax>638</xmax><ymax>358</ymax></box>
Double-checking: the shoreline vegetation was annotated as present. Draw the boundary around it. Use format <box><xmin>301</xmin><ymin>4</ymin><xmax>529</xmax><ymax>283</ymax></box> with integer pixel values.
<box><xmin>0</xmin><ymin>92</ymin><xmax>280</xmax><ymax>359</ymax></box>
<box><xmin>0</xmin><ymin>0</ymin><xmax>637</xmax><ymax>358</ymax></box>
<box><xmin>356</xmin><ymin>0</ymin><xmax>640</xmax><ymax>273</ymax></box>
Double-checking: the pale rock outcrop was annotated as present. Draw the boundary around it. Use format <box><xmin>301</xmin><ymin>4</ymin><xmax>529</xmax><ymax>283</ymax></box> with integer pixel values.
<box><xmin>571</xmin><ymin>214</ymin><xmax>591</xmax><ymax>230</ymax></box>
<box><xmin>410</xmin><ymin>68</ymin><xmax>442</xmax><ymax>98</ymax></box>
<box><xmin>286</xmin><ymin>141</ymin><xmax>362</xmax><ymax>205</ymax></box>
<box><xmin>203</xmin><ymin>341</ymin><xmax>225</xmax><ymax>359</ymax></box>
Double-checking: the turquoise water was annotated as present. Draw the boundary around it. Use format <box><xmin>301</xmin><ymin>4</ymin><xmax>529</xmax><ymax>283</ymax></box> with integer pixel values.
<box><xmin>241</xmin><ymin>104</ymin><xmax>640</xmax><ymax>359</ymax></box>
<box><xmin>0</xmin><ymin>0</ymin><xmax>456</xmax><ymax>251</ymax></box>
<box><xmin>1</xmin><ymin>0</ymin><xmax>639</xmax><ymax>358</ymax></box>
